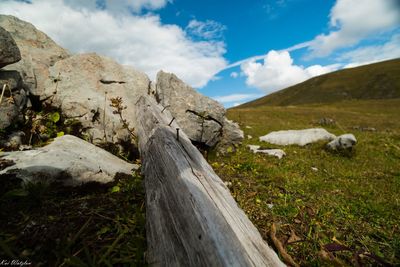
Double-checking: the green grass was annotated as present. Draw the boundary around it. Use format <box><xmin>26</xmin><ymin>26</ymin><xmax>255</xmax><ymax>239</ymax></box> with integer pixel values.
<box><xmin>210</xmin><ymin>98</ymin><xmax>400</xmax><ymax>266</ymax></box>
<box><xmin>239</xmin><ymin>58</ymin><xmax>400</xmax><ymax>108</ymax></box>
<box><xmin>0</xmin><ymin>169</ymin><xmax>146</xmax><ymax>266</ymax></box>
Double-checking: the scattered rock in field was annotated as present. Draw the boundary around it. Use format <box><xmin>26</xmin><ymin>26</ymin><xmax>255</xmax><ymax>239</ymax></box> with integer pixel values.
<box><xmin>248</xmin><ymin>145</ymin><xmax>260</xmax><ymax>153</ymax></box>
<box><xmin>311</xmin><ymin>167</ymin><xmax>318</xmax><ymax>172</ymax></box>
<box><xmin>0</xmin><ymin>15</ymin><xmax>70</xmax><ymax>96</ymax></box>
<box><xmin>0</xmin><ymin>26</ymin><xmax>21</xmax><ymax>68</ymax></box>
<box><xmin>155</xmin><ymin>71</ymin><xmax>243</xmax><ymax>150</ymax></box>
<box><xmin>259</xmin><ymin>128</ymin><xmax>335</xmax><ymax>146</ymax></box>
<box><xmin>258</xmin><ymin>149</ymin><xmax>286</xmax><ymax>159</ymax></box>
<box><xmin>0</xmin><ymin>135</ymin><xmax>138</xmax><ymax>186</ymax></box>
<box><xmin>267</xmin><ymin>203</ymin><xmax>274</xmax><ymax>209</ymax></box>
<box><xmin>245</xmin><ymin>126</ymin><xmax>252</xmax><ymax>129</ymax></box>
<box><xmin>317</xmin><ymin>117</ymin><xmax>335</xmax><ymax>126</ymax></box>
<box><xmin>247</xmin><ymin>145</ymin><xmax>286</xmax><ymax>159</ymax></box>
<box><xmin>326</xmin><ymin>133</ymin><xmax>357</xmax><ymax>151</ymax></box>
<box><xmin>247</xmin><ymin>135</ymin><xmax>252</xmax><ymax>139</ymax></box>
<box><xmin>352</xmin><ymin>126</ymin><xmax>376</xmax><ymax>132</ymax></box>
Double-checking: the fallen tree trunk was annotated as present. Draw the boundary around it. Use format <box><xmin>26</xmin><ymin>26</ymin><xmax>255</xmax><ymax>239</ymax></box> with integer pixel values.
<box><xmin>135</xmin><ymin>95</ymin><xmax>284</xmax><ymax>266</ymax></box>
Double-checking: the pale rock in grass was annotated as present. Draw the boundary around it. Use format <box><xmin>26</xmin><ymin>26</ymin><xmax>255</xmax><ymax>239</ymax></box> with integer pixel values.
<box><xmin>0</xmin><ymin>15</ymin><xmax>70</xmax><ymax>96</ymax></box>
<box><xmin>247</xmin><ymin>145</ymin><xmax>286</xmax><ymax>159</ymax></box>
<box><xmin>247</xmin><ymin>145</ymin><xmax>260</xmax><ymax>153</ymax></box>
<box><xmin>257</xmin><ymin>148</ymin><xmax>286</xmax><ymax>159</ymax></box>
<box><xmin>0</xmin><ymin>135</ymin><xmax>138</xmax><ymax>186</ymax></box>
<box><xmin>326</xmin><ymin>133</ymin><xmax>357</xmax><ymax>151</ymax></box>
<box><xmin>259</xmin><ymin>128</ymin><xmax>336</xmax><ymax>146</ymax></box>
<box><xmin>0</xmin><ymin>25</ymin><xmax>21</xmax><ymax>68</ymax></box>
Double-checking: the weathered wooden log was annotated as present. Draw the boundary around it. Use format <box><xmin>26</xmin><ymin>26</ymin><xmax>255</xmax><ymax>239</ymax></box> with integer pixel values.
<box><xmin>135</xmin><ymin>95</ymin><xmax>284</xmax><ymax>266</ymax></box>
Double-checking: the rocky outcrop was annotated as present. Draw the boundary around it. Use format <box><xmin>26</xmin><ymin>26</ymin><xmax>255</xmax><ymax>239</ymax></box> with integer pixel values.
<box><xmin>0</xmin><ymin>15</ymin><xmax>69</xmax><ymax>96</ymax></box>
<box><xmin>0</xmin><ymin>70</ymin><xmax>26</xmax><ymax>129</ymax></box>
<box><xmin>42</xmin><ymin>53</ymin><xmax>150</xmax><ymax>145</ymax></box>
<box><xmin>0</xmin><ymin>26</ymin><xmax>21</xmax><ymax>68</ymax></box>
<box><xmin>0</xmin><ymin>135</ymin><xmax>138</xmax><ymax>186</ymax></box>
<box><xmin>155</xmin><ymin>71</ymin><xmax>243</xmax><ymax>149</ymax></box>
<box><xmin>0</xmin><ymin>15</ymin><xmax>243</xmax><ymax>154</ymax></box>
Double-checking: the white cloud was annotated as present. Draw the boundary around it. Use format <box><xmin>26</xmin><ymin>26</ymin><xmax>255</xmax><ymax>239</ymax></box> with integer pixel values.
<box><xmin>340</xmin><ymin>34</ymin><xmax>400</xmax><ymax>67</ymax></box>
<box><xmin>241</xmin><ymin>50</ymin><xmax>340</xmax><ymax>93</ymax></box>
<box><xmin>212</xmin><ymin>93</ymin><xmax>262</xmax><ymax>104</ymax></box>
<box><xmin>230</xmin><ymin>72</ymin><xmax>238</xmax><ymax>78</ymax></box>
<box><xmin>308</xmin><ymin>0</ymin><xmax>400</xmax><ymax>57</ymax></box>
<box><xmin>65</xmin><ymin>0</ymin><xmax>170</xmax><ymax>14</ymax></box>
<box><xmin>186</xmin><ymin>19</ymin><xmax>226</xmax><ymax>40</ymax></box>
<box><xmin>0</xmin><ymin>0</ymin><xmax>227</xmax><ymax>88</ymax></box>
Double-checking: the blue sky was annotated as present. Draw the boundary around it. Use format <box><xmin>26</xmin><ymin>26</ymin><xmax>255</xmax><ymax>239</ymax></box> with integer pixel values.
<box><xmin>1</xmin><ymin>0</ymin><xmax>399</xmax><ymax>107</ymax></box>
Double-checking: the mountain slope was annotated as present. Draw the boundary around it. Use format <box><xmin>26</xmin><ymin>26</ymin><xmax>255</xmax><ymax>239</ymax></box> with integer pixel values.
<box><xmin>237</xmin><ymin>58</ymin><xmax>400</xmax><ymax>108</ymax></box>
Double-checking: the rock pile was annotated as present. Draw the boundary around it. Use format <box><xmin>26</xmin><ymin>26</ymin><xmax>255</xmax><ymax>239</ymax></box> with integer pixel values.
<box><xmin>0</xmin><ymin>15</ymin><xmax>243</xmax><ymax>187</ymax></box>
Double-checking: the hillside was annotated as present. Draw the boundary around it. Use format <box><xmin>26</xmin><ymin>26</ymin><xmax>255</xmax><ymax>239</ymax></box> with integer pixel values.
<box><xmin>212</xmin><ymin>98</ymin><xmax>400</xmax><ymax>265</ymax></box>
<box><xmin>237</xmin><ymin>58</ymin><xmax>400</xmax><ymax>108</ymax></box>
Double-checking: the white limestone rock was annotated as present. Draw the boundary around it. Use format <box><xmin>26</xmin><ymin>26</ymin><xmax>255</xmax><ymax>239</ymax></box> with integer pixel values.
<box><xmin>259</xmin><ymin>128</ymin><xmax>336</xmax><ymax>146</ymax></box>
<box><xmin>326</xmin><ymin>133</ymin><xmax>357</xmax><ymax>151</ymax></box>
<box><xmin>0</xmin><ymin>135</ymin><xmax>138</xmax><ymax>186</ymax></box>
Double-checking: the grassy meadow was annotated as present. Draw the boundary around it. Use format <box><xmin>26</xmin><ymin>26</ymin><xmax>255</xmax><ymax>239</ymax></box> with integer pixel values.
<box><xmin>210</xmin><ymin>98</ymin><xmax>400</xmax><ymax>266</ymax></box>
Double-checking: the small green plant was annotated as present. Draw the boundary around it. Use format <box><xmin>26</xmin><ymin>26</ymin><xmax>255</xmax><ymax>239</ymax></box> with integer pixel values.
<box><xmin>28</xmin><ymin>111</ymin><xmax>61</xmax><ymax>144</ymax></box>
<box><xmin>109</xmin><ymin>97</ymin><xmax>136</xmax><ymax>140</ymax></box>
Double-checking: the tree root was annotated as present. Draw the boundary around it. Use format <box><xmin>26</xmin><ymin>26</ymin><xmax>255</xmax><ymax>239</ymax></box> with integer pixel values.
<box><xmin>270</xmin><ymin>223</ymin><xmax>299</xmax><ymax>267</ymax></box>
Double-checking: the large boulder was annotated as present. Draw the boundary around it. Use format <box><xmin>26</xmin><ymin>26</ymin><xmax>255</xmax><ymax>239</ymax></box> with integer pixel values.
<box><xmin>0</xmin><ymin>15</ymin><xmax>69</xmax><ymax>96</ymax></box>
<box><xmin>0</xmin><ymin>26</ymin><xmax>21</xmax><ymax>68</ymax></box>
<box><xmin>0</xmin><ymin>70</ymin><xmax>26</xmax><ymax>129</ymax></box>
<box><xmin>155</xmin><ymin>71</ymin><xmax>243</xmax><ymax>149</ymax></box>
<box><xmin>42</xmin><ymin>53</ymin><xmax>150</xmax><ymax>145</ymax></box>
<box><xmin>0</xmin><ymin>135</ymin><xmax>138</xmax><ymax>186</ymax></box>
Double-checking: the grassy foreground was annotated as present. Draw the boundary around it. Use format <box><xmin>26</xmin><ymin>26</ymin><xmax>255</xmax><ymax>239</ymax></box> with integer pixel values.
<box><xmin>210</xmin><ymin>99</ymin><xmax>400</xmax><ymax>266</ymax></box>
<box><xmin>0</xmin><ymin>169</ymin><xmax>146</xmax><ymax>266</ymax></box>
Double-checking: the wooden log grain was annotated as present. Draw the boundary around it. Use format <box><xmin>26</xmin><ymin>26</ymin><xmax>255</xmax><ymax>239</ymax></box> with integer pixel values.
<box><xmin>135</xmin><ymin>95</ymin><xmax>284</xmax><ymax>266</ymax></box>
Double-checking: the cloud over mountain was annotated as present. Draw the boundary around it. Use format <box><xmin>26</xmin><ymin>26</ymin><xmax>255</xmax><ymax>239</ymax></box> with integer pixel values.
<box><xmin>241</xmin><ymin>50</ymin><xmax>339</xmax><ymax>94</ymax></box>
